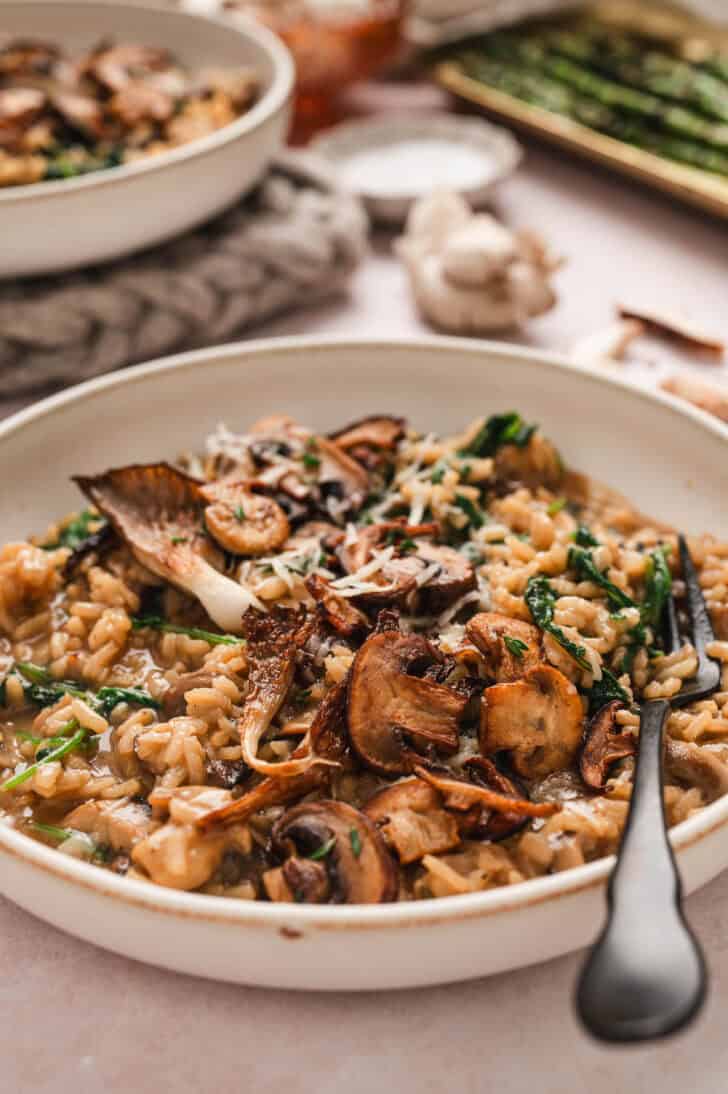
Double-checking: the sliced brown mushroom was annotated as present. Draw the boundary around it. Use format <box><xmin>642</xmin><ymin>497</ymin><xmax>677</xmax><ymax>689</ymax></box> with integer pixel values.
<box><xmin>665</xmin><ymin>738</ymin><xmax>728</xmax><ymax>803</ymax></box>
<box><xmin>314</xmin><ymin>437</ymin><xmax>369</xmax><ymax>516</ymax></box>
<box><xmin>347</xmin><ymin>630</ymin><xmax>466</xmax><ymax>775</ymax></box>
<box><xmin>329</xmin><ymin>415</ymin><xmax>406</xmax><ymax>470</ymax></box>
<box><xmin>0</xmin><ymin>87</ymin><xmax>46</xmax><ymax>135</ymax></box>
<box><xmin>457</xmin><ymin>757</ymin><xmax>536</xmax><ymax>840</ymax></box>
<box><xmin>74</xmin><ymin>463</ymin><xmax>262</xmax><ymax>632</ymax></box>
<box><xmin>108</xmin><ymin>83</ymin><xmax>174</xmax><ymax>127</ymax></box>
<box><xmin>0</xmin><ymin>40</ymin><xmax>58</xmax><ymax>79</ymax></box>
<box><xmin>162</xmin><ymin>670</ymin><xmax>215</xmax><ymax>716</ymax></box>
<box><xmin>480</xmin><ymin>664</ymin><xmax>584</xmax><ymax>779</ymax></box>
<box><xmin>200</xmin><ymin>479</ymin><xmax>289</xmax><ymax>557</ymax></box>
<box><xmin>494</xmin><ymin>435</ymin><xmax>563</xmax><ymax>491</ymax></box>
<box><xmin>466</xmin><ymin>612</ymin><xmax>542</xmax><ymax>682</ymax></box>
<box><xmin>413</xmin><ymin>764</ymin><xmax>558</xmax><ymax>820</ymax></box>
<box><xmin>264</xmin><ymin>801</ymin><xmax>397</xmax><ymax>904</ymax></box>
<box><xmin>51</xmin><ymin>90</ymin><xmax>105</xmax><ymax>139</ymax></box>
<box><xmin>580</xmin><ymin>701</ymin><xmax>636</xmax><ymax>790</ymax></box>
<box><xmin>364</xmin><ymin>779</ymin><xmax>460</xmax><ymax>864</ymax></box>
<box><xmin>88</xmin><ymin>44</ymin><xmax>172</xmax><ymax>93</ymax></box>
<box><xmin>306</xmin><ymin>573</ymin><xmax>369</xmax><ymax>636</ymax></box>
<box><xmin>415</xmin><ymin>542</ymin><xmax>476</xmax><ymax>612</ymax></box>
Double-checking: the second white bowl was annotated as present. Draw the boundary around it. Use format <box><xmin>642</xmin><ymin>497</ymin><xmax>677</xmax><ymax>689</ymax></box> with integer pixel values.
<box><xmin>0</xmin><ymin>1</ymin><xmax>294</xmax><ymax>278</ymax></box>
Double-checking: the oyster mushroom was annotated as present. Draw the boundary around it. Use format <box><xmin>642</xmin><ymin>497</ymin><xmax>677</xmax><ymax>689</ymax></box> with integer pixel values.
<box><xmin>347</xmin><ymin>630</ymin><xmax>466</xmax><ymax>775</ymax></box>
<box><xmin>665</xmin><ymin>738</ymin><xmax>728</xmax><ymax>803</ymax></box>
<box><xmin>264</xmin><ymin>800</ymin><xmax>397</xmax><ymax>904</ymax></box>
<box><xmin>459</xmin><ymin>757</ymin><xmax>536</xmax><ymax>841</ymax></box>
<box><xmin>74</xmin><ymin>463</ymin><xmax>263</xmax><ymax>632</ymax></box>
<box><xmin>580</xmin><ymin>701</ymin><xmax>636</xmax><ymax>790</ymax></box>
<box><xmin>196</xmin><ymin>679</ymin><xmax>350</xmax><ymax>831</ymax></box>
<box><xmin>314</xmin><ymin>436</ymin><xmax>369</xmax><ymax>517</ymax></box>
<box><xmin>200</xmin><ymin>479</ymin><xmax>289</xmax><ymax>557</ymax></box>
<box><xmin>329</xmin><ymin>415</ymin><xmax>406</xmax><ymax>470</ymax></box>
<box><xmin>306</xmin><ymin>573</ymin><xmax>369</xmax><ymax>637</ymax></box>
<box><xmin>415</xmin><ymin>542</ymin><xmax>476</xmax><ymax>613</ymax></box>
<box><xmin>466</xmin><ymin>612</ymin><xmax>542</xmax><ymax>683</ymax></box>
<box><xmin>412</xmin><ymin>764</ymin><xmax>558</xmax><ymax>821</ymax></box>
<box><xmin>364</xmin><ymin>779</ymin><xmax>460</xmax><ymax>864</ymax></box>
<box><xmin>480</xmin><ymin>664</ymin><xmax>584</xmax><ymax>779</ymax></box>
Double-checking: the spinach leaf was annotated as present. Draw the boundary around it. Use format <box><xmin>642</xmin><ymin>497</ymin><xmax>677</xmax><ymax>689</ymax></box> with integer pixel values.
<box><xmin>131</xmin><ymin>616</ymin><xmax>243</xmax><ymax>647</ymax></box>
<box><xmin>95</xmin><ymin>687</ymin><xmax>161</xmax><ymax>717</ymax></box>
<box><xmin>573</xmin><ymin>525</ymin><xmax>599</xmax><ymax>548</ymax></box>
<box><xmin>458</xmin><ymin>412</ymin><xmax>537</xmax><ymax>458</ymax></box>
<box><xmin>641</xmin><ymin>547</ymin><xmax>672</xmax><ymax>630</ymax></box>
<box><xmin>43</xmin><ymin>509</ymin><xmax>106</xmax><ymax>551</ymax></box>
<box><xmin>524</xmin><ymin>575</ymin><xmax>591</xmax><ymax>672</ymax></box>
<box><xmin>587</xmin><ymin>668</ymin><xmax>630</xmax><ymax>714</ymax></box>
<box><xmin>568</xmin><ymin>546</ymin><xmax>637</xmax><ymax>611</ymax></box>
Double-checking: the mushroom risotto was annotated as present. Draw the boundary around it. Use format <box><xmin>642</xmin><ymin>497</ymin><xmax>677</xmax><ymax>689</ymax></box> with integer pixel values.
<box><xmin>2</xmin><ymin>411</ymin><xmax>728</xmax><ymax>904</ymax></box>
<box><xmin>0</xmin><ymin>37</ymin><xmax>259</xmax><ymax>187</ymax></box>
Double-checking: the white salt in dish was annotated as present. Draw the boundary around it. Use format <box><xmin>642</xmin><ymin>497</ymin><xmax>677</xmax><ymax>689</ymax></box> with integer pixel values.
<box><xmin>311</xmin><ymin>114</ymin><xmax>522</xmax><ymax>223</ymax></box>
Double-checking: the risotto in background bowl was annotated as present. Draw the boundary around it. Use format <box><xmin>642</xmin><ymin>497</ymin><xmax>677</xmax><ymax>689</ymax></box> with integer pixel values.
<box><xmin>1</xmin><ymin>335</ymin><xmax>728</xmax><ymax>990</ymax></box>
<box><xmin>0</xmin><ymin>1</ymin><xmax>293</xmax><ymax>278</ymax></box>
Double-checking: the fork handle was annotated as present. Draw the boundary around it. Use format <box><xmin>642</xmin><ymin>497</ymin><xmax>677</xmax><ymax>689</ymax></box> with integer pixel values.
<box><xmin>576</xmin><ymin>699</ymin><xmax>707</xmax><ymax>1042</ymax></box>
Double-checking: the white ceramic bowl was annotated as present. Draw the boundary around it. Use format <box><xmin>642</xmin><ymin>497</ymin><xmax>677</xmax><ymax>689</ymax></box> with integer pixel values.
<box><xmin>1</xmin><ymin>335</ymin><xmax>728</xmax><ymax>991</ymax></box>
<box><xmin>0</xmin><ymin>1</ymin><xmax>294</xmax><ymax>278</ymax></box>
<box><xmin>311</xmin><ymin>114</ymin><xmax>522</xmax><ymax>224</ymax></box>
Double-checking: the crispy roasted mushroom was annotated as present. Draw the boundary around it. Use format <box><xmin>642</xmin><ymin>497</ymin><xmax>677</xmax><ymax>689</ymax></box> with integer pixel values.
<box><xmin>329</xmin><ymin>415</ymin><xmax>406</xmax><ymax>470</ymax></box>
<box><xmin>196</xmin><ymin>680</ymin><xmax>349</xmax><ymax>831</ymax></box>
<box><xmin>51</xmin><ymin>90</ymin><xmax>105</xmax><ymax>139</ymax></box>
<box><xmin>413</xmin><ymin>764</ymin><xmax>558</xmax><ymax>820</ymax></box>
<box><xmin>665</xmin><ymin>738</ymin><xmax>728</xmax><ymax>803</ymax></box>
<box><xmin>494</xmin><ymin>435</ymin><xmax>563</xmax><ymax>491</ymax></box>
<box><xmin>481</xmin><ymin>664</ymin><xmax>584</xmax><ymax>779</ymax></box>
<box><xmin>347</xmin><ymin>630</ymin><xmax>466</xmax><ymax>775</ymax></box>
<box><xmin>466</xmin><ymin>612</ymin><xmax>542</xmax><ymax>682</ymax></box>
<box><xmin>74</xmin><ymin>463</ymin><xmax>263</xmax><ymax>632</ymax></box>
<box><xmin>0</xmin><ymin>40</ymin><xmax>58</xmax><ymax>79</ymax></box>
<box><xmin>200</xmin><ymin>479</ymin><xmax>289</xmax><ymax>556</ymax></box>
<box><xmin>459</xmin><ymin>757</ymin><xmax>534</xmax><ymax>841</ymax></box>
<box><xmin>415</xmin><ymin>542</ymin><xmax>476</xmax><ymax>612</ymax></box>
<box><xmin>364</xmin><ymin>779</ymin><xmax>460</xmax><ymax>864</ymax></box>
<box><xmin>264</xmin><ymin>800</ymin><xmax>397</xmax><ymax>904</ymax></box>
<box><xmin>315</xmin><ymin>437</ymin><xmax>369</xmax><ymax>516</ymax></box>
<box><xmin>306</xmin><ymin>573</ymin><xmax>368</xmax><ymax>636</ymax></box>
<box><xmin>580</xmin><ymin>701</ymin><xmax>636</xmax><ymax>790</ymax></box>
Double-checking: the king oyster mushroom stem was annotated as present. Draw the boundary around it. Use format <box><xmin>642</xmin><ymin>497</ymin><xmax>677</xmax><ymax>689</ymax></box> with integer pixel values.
<box><xmin>396</xmin><ymin>190</ymin><xmax>557</xmax><ymax>336</ymax></box>
<box><xmin>74</xmin><ymin>463</ymin><xmax>264</xmax><ymax>633</ymax></box>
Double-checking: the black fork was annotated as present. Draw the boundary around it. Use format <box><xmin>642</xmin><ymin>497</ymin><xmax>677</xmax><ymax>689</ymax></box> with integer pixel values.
<box><xmin>576</xmin><ymin>535</ymin><xmax>720</xmax><ymax>1043</ymax></box>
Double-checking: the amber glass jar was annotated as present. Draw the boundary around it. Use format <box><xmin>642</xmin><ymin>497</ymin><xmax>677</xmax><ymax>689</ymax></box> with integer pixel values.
<box><xmin>224</xmin><ymin>1</ymin><xmax>407</xmax><ymax>141</ymax></box>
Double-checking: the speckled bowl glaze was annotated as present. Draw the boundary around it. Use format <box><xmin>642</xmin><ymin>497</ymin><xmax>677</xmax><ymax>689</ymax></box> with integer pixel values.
<box><xmin>1</xmin><ymin>335</ymin><xmax>728</xmax><ymax>990</ymax></box>
<box><xmin>0</xmin><ymin>1</ymin><xmax>293</xmax><ymax>278</ymax></box>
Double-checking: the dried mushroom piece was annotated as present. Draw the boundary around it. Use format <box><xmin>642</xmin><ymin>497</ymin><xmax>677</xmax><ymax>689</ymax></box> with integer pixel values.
<box><xmin>265</xmin><ymin>801</ymin><xmax>397</xmax><ymax>904</ymax></box>
<box><xmin>347</xmin><ymin>630</ymin><xmax>466</xmax><ymax>775</ymax></box>
<box><xmin>481</xmin><ymin>664</ymin><xmax>584</xmax><ymax>779</ymax></box>
<box><xmin>364</xmin><ymin>779</ymin><xmax>460</xmax><ymax>864</ymax></box>
<box><xmin>201</xmin><ymin>479</ymin><xmax>289</xmax><ymax>556</ymax></box>
<box><xmin>466</xmin><ymin>612</ymin><xmax>542</xmax><ymax>682</ymax></box>
<box><xmin>580</xmin><ymin>700</ymin><xmax>635</xmax><ymax>790</ymax></box>
<box><xmin>306</xmin><ymin>573</ymin><xmax>369</xmax><ymax>637</ymax></box>
<box><xmin>74</xmin><ymin>463</ymin><xmax>262</xmax><ymax>632</ymax></box>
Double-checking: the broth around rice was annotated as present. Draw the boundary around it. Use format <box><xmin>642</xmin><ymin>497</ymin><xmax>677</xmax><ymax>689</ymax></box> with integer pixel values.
<box><xmin>2</xmin><ymin>410</ymin><xmax>728</xmax><ymax>904</ymax></box>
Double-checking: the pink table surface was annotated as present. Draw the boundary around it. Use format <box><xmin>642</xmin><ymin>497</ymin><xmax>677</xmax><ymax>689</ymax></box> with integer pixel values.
<box><xmin>2</xmin><ymin>131</ymin><xmax>728</xmax><ymax>1094</ymax></box>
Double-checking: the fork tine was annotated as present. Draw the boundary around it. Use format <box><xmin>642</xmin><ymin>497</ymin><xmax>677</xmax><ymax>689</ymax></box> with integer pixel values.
<box><xmin>662</xmin><ymin>592</ymin><xmax>681</xmax><ymax>657</ymax></box>
<box><xmin>674</xmin><ymin>534</ymin><xmax>721</xmax><ymax>707</ymax></box>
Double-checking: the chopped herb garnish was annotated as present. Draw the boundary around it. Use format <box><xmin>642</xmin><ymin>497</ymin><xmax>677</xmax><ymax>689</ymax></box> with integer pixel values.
<box><xmin>1</xmin><ymin>721</ymin><xmax>86</xmax><ymax>792</ymax></box>
<box><xmin>349</xmin><ymin>828</ymin><xmax>362</xmax><ymax>858</ymax></box>
<box><xmin>31</xmin><ymin>822</ymin><xmax>74</xmax><ymax>842</ymax></box>
<box><xmin>573</xmin><ymin>525</ymin><xmax>599</xmax><ymax>548</ymax></box>
<box><xmin>641</xmin><ymin>547</ymin><xmax>672</xmax><ymax>630</ymax></box>
<box><xmin>430</xmin><ymin>461</ymin><xmax>448</xmax><ymax>485</ymax></box>
<box><xmin>302</xmin><ymin>439</ymin><xmax>321</xmax><ymax>470</ymax></box>
<box><xmin>461</xmin><ymin>464</ymin><xmax>472</xmax><ymax>482</ymax></box>
<box><xmin>131</xmin><ymin>616</ymin><xmax>243</xmax><ymax>646</ymax></box>
<box><xmin>43</xmin><ymin>509</ymin><xmax>105</xmax><ymax>551</ymax></box>
<box><xmin>547</xmin><ymin>497</ymin><xmax>567</xmax><ymax>516</ymax></box>
<box><xmin>308</xmin><ymin>836</ymin><xmax>337</xmax><ymax>861</ymax></box>
<box><xmin>234</xmin><ymin>505</ymin><xmax>246</xmax><ymax>523</ymax></box>
<box><xmin>458</xmin><ymin>411</ymin><xmax>537</xmax><ymax>459</ymax></box>
<box><xmin>504</xmin><ymin>635</ymin><xmax>528</xmax><ymax>659</ymax></box>
<box><xmin>170</xmin><ymin>536</ymin><xmax>188</xmax><ymax>545</ymax></box>
<box><xmin>568</xmin><ymin>546</ymin><xmax>637</xmax><ymax>611</ymax></box>
<box><xmin>454</xmin><ymin>494</ymin><xmax>485</xmax><ymax>529</ymax></box>
<box><xmin>399</xmin><ymin>537</ymin><xmax>417</xmax><ymax>553</ymax></box>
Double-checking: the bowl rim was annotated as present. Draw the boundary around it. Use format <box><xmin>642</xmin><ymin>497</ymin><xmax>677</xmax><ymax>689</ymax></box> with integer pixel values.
<box><xmin>2</xmin><ymin>332</ymin><xmax>728</xmax><ymax>931</ymax></box>
<box><xmin>0</xmin><ymin>0</ymin><xmax>295</xmax><ymax>204</ymax></box>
